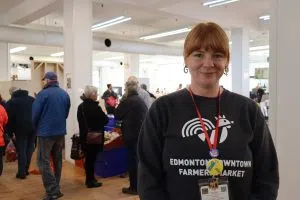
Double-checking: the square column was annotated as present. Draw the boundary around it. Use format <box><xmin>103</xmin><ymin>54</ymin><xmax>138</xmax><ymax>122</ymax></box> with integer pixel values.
<box><xmin>124</xmin><ymin>53</ymin><xmax>140</xmax><ymax>81</ymax></box>
<box><xmin>0</xmin><ymin>42</ymin><xmax>10</xmax><ymax>81</ymax></box>
<box><xmin>269</xmin><ymin>0</ymin><xmax>300</xmax><ymax>198</ymax></box>
<box><xmin>63</xmin><ymin>0</ymin><xmax>93</xmax><ymax>162</ymax></box>
<box><xmin>231</xmin><ymin>28</ymin><xmax>250</xmax><ymax>97</ymax></box>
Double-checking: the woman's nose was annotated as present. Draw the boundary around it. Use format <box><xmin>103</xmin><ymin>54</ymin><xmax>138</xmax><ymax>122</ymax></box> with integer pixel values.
<box><xmin>202</xmin><ymin>55</ymin><xmax>214</xmax><ymax>67</ymax></box>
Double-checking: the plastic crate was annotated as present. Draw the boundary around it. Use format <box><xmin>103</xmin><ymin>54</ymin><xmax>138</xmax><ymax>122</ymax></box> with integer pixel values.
<box><xmin>95</xmin><ymin>147</ymin><xmax>128</xmax><ymax>178</ymax></box>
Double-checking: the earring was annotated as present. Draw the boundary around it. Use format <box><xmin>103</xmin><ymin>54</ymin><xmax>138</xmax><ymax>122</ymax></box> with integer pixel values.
<box><xmin>184</xmin><ymin>65</ymin><xmax>188</xmax><ymax>73</ymax></box>
<box><xmin>224</xmin><ymin>67</ymin><xmax>229</xmax><ymax>76</ymax></box>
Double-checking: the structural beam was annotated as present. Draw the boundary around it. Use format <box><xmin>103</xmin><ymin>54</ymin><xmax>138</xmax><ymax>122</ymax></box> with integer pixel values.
<box><xmin>4</xmin><ymin>0</ymin><xmax>61</xmax><ymax>25</ymax></box>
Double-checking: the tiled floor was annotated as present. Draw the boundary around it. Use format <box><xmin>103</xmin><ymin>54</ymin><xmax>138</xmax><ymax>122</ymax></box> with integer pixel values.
<box><xmin>0</xmin><ymin>158</ymin><xmax>139</xmax><ymax>200</ymax></box>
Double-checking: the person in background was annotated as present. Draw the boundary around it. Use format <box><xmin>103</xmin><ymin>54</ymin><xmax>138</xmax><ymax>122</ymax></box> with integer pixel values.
<box><xmin>140</xmin><ymin>84</ymin><xmax>156</xmax><ymax>100</ymax></box>
<box><xmin>115</xmin><ymin>80</ymin><xmax>148</xmax><ymax>195</ymax></box>
<box><xmin>0</xmin><ymin>104</ymin><xmax>8</xmax><ymax>176</ymax></box>
<box><xmin>101</xmin><ymin>84</ymin><xmax>118</xmax><ymax>115</ymax></box>
<box><xmin>256</xmin><ymin>87</ymin><xmax>265</xmax><ymax>103</ymax></box>
<box><xmin>0</xmin><ymin>94</ymin><xmax>8</xmax><ymax>150</ymax></box>
<box><xmin>9</xmin><ymin>86</ymin><xmax>18</xmax><ymax>97</ymax></box>
<box><xmin>6</xmin><ymin>87</ymin><xmax>20</xmax><ymax>150</ymax></box>
<box><xmin>137</xmin><ymin>22</ymin><xmax>279</xmax><ymax>200</ymax></box>
<box><xmin>77</xmin><ymin>85</ymin><xmax>108</xmax><ymax>188</ymax></box>
<box><xmin>127</xmin><ymin>76</ymin><xmax>152</xmax><ymax>108</ymax></box>
<box><xmin>6</xmin><ymin>88</ymin><xmax>35</xmax><ymax>179</ymax></box>
<box><xmin>32</xmin><ymin>72</ymin><xmax>70</xmax><ymax>200</ymax></box>
<box><xmin>177</xmin><ymin>83</ymin><xmax>183</xmax><ymax>91</ymax></box>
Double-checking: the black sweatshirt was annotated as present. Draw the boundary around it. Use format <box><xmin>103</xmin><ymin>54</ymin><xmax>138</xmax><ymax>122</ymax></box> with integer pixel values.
<box><xmin>137</xmin><ymin>88</ymin><xmax>279</xmax><ymax>200</ymax></box>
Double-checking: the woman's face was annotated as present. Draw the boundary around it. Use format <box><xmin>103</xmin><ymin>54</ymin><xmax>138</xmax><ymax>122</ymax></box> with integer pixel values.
<box><xmin>185</xmin><ymin>48</ymin><xmax>228</xmax><ymax>89</ymax></box>
<box><xmin>91</xmin><ymin>93</ymin><xmax>98</xmax><ymax>101</ymax></box>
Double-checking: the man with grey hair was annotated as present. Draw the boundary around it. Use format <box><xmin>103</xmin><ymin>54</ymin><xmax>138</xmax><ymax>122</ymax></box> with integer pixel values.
<box><xmin>32</xmin><ymin>72</ymin><xmax>70</xmax><ymax>200</ymax></box>
<box><xmin>115</xmin><ymin>80</ymin><xmax>148</xmax><ymax>195</ymax></box>
<box><xmin>127</xmin><ymin>76</ymin><xmax>152</xmax><ymax>108</ymax></box>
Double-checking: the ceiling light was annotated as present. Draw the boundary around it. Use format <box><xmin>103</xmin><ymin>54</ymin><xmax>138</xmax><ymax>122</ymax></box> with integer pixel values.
<box><xmin>92</xmin><ymin>16</ymin><xmax>131</xmax><ymax>31</ymax></box>
<box><xmin>140</xmin><ymin>28</ymin><xmax>191</xmax><ymax>40</ymax></box>
<box><xmin>10</xmin><ymin>46</ymin><xmax>27</xmax><ymax>53</ymax></box>
<box><xmin>203</xmin><ymin>0</ymin><xmax>239</xmax><ymax>7</ymax></box>
<box><xmin>249</xmin><ymin>45</ymin><xmax>269</xmax><ymax>51</ymax></box>
<box><xmin>50</xmin><ymin>52</ymin><xmax>64</xmax><ymax>57</ymax></box>
<box><xmin>249</xmin><ymin>40</ymin><xmax>254</xmax><ymax>42</ymax></box>
<box><xmin>259</xmin><ymin>15</ymin><xmax>270</xmax><ymax>20</ymax></box>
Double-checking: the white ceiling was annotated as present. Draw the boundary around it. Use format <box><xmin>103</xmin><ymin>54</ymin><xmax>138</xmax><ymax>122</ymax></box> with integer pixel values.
<box><xmin>0</xmin><ymin>0</ymin><xmax>24</xmax><ymax>14</ymax></box>
<box><xmin>1</xmin><ymin>0</ymin><xmax>271</xmax><ymax>56</ymax></box>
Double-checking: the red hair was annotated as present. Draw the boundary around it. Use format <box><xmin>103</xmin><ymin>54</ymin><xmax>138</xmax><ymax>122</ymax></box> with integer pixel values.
<box><xmin>184</xmin><ymin>22</ymin><xmax>230</xmax><ymax>62</ymax></box>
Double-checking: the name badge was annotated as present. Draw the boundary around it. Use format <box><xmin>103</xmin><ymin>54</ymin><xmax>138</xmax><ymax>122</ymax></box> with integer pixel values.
<box><xmin>198</xmin><ymin>178</ymin><xmax>229</xmax><ymax>200</ymax></box>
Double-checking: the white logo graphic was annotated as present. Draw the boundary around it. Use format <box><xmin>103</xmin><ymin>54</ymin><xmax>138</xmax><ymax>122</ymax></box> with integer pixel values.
<box><xmin>181</xmin><ymin>115</ymin><xmax>234</xmax><ymax>143</ymax></box>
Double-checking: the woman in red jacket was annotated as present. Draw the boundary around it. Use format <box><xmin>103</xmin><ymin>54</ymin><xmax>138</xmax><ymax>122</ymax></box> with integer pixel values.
<box><xmin>0</xmin><ymin>104</ymin><xmax>8</xmax><ymax>176</ymax></box>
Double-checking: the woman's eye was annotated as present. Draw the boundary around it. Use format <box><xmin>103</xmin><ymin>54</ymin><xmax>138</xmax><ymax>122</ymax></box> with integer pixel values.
<box><xmin>213</xmin><ymin>54</ymin><xmax>224</xmax><ymax>59</ymax></box>
<box><xmin>194</xmin><ymin>53</ymin><xmax>203</xmax><ymax>58</ymax></box>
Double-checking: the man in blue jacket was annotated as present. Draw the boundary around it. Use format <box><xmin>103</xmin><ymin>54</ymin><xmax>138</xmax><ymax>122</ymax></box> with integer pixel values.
<box><xmin>32</xmin><ymin>72</ymin><xmax>70</xmax><ymax>200</ymax></box>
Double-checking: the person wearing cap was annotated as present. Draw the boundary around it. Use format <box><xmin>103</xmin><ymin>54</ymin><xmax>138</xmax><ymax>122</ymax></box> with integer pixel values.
<box><xmin>6</xmin><ymin>87</ymin><xmax>35</xmax><ymax>179</ymax></box>
<box><xmin>32</xmin><ymin>72</ymin><xmax>70</xmax><ymax>200</ymax></box>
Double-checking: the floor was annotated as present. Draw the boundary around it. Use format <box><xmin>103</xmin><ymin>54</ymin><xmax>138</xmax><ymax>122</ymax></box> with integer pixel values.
<box><xmin>0</xmin><ymin>159</ymin><xmax>139</xmax><ymax>200</ymax></box>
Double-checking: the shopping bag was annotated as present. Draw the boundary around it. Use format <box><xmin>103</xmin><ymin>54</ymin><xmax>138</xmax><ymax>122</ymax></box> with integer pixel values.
<box><xmin>106</xmin><ymin>96</ymin><xmax>117</xmax><ymax>107</ymax></box>
<box><xmin>70</xmin><ymin>134</ymin><xmax>84</xmax><ymax>160</ymax></box>
<box><xmin>5</xmin><ymin>140</ymin><xmax>17</xmax><ymax>162</ymax></box>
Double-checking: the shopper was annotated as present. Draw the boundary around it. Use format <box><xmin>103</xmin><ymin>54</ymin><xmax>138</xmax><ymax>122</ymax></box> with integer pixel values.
<box><xmin>115</xmin><ymin>80</ymin><xmax>148</xmax><ymax>195</ymax></box>
<box><xmin>0</xmin><ymin>104</ymin><xmax>8</xmax><ymax>176</ymax></box>
<box><xmin>77</xmin><ymin>86</ymin><xmax>108</xmax><ymax>188</ymax></box>
<box><xmin>32</xmin><ymin>72</ymin><xmax>70</xmax><ymax>200</ymax></box>
<box><xmin>177</xmin><ymin>83</ymin><xmax>183</xmax><ymax>91</ymax></box>
<box><xmin>6</xmin><ymin>88</ymin><xmax>35</xmax><ymax>179</ymax></box>
<box><xmin>0</xmin><ymin>94</ymin><xmax>8</xmax><ymax>150</ymax></box>
<box><xmin>137</xmin><ymin>22</ymin><xmax>279</xmax><ymax>200</ymax></box>
<box><xmin>127</xmin><ymin>76</ymin><xmax>152</xmax><ymax>108</ymax></box>
<box><xmin>140</xmin><ymin>83</ymin><xmax>156</xmax><ymax>100</ymax></box>
<box><xmin>101</xmin><ymin>84</ymin><xmax>118</xmax><ymax>114</ymax></box>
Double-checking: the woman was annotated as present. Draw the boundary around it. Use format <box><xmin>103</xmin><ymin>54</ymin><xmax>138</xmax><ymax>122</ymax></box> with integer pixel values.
<box><xmin>115</xmin><ymin>80</ymin><xmax>148</xmax><ymax>195</ymax></box>
<box><xmin>137</xmin><ymin>22</ymin><xmax>279</xmax><ymax>200</ymax></box>
<box><xmin>0</xmin><ymin>104</ymin><xmax>8</xmax><ymax>176</ymax></box>
<box><xmin>77</xmin><ymin>85</ymin><xmax>108</xmax><ymax>188</ymax></box>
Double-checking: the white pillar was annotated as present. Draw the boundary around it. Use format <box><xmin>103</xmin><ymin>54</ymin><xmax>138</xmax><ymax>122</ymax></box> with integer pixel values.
<box><xmin>231</xmin><ymin>28</ymin><xmax>250</xmax><ymax>97</ymax></box>
<box><xmin>64</xmin><ymin>0</ymin><xmax>93</xmax><ymax>162</ymax></box>
<box><xmin>0</xmin><ymin>42</ymin><xmax>10</xmax><ymax>81</ymax></box>
<box><xmin>269</xmin><ymin>0</ymin><xmax>300</xmax><ymax>199</ymax></box>
<box><xmin>124</xmin><ymin>53</ymin><xmax>140</xmax><ymax>81</ymax></box>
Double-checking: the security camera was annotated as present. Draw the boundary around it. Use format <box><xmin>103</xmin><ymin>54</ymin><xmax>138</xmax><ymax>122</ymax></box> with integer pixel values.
<box><xmin>104</xmin><ymin>39</ymin><xmax>111</xmax><ymax>47</ymax></box>
<box><xmin>120</xmin><ymin>62</ymin><xmax>123</xmax><ymax>66</ymax></box>
<box><xmin>29</xmin><ymin>56</ymin><xmax>34</xmax><ymax>61</ymax></box>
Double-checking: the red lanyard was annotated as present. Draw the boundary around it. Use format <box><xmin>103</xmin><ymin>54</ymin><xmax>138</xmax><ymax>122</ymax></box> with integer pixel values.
<box><xmin>188</xmin><ymin>87</ymin><xmax>221</xmax><ymax>151</ymax></box>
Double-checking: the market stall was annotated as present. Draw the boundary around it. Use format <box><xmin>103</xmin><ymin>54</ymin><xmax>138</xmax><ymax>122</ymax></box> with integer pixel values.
<box><xmin>75</xmin><ymin>116</ymin><xmax>128</xmax><ymax>178</ymax></box>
